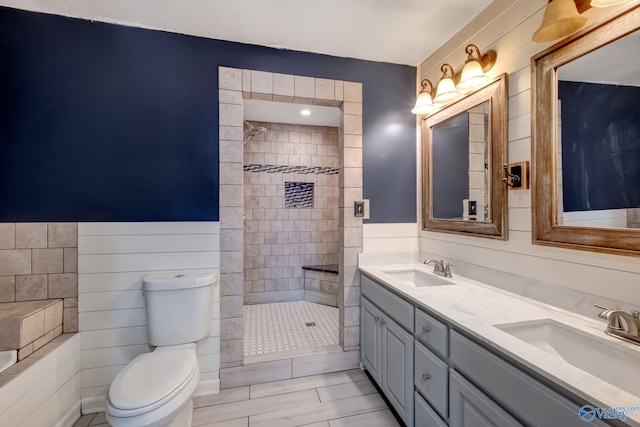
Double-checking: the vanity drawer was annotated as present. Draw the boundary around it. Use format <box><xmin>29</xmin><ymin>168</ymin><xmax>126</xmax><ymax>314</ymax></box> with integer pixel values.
<box><xmin>415</xmin><ymin>391</ymin><xmax>447</xmax><ymax>427</ymax></box>
<box><xmin>361</xmin><ymin>274</ymin><xmax>414</xmax><ymax>332</ymax></box>
<box><xmin>415</xmin><ymin>341</ymin><xmax>448</xmax><ymax>419</ymax></box>
<box><xmin>450</xmin><ymin>331</ymin><xmax>608</xmax><ymax>427</ymax></box>
<box><xmin>415</xmin><ymin>308</ymin><xmax>448</xmax><ymax>357</ymax></box>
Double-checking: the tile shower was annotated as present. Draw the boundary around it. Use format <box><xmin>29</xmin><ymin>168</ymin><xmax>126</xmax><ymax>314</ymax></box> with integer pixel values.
<box><xmin>220</xmin><ymin>67</ymin><xmax>364</xmax><ymax>367</ymax></box>
<box><xmin>243</xmin><ymin>122</ymin><xmax>340</xmax><ymax>305</ymax></box>
<box><xmin>243</xmin><ymin>121</ymin><xmax>340</xmax><ymax>358</ymax></box>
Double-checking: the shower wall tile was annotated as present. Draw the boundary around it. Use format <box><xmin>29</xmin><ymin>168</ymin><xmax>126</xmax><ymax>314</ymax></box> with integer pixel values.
<box><xmin>220</xmin><ymin>72</ymin><xmax>245</xmax><ymax>367</ymax></box>
<box><xmin>251</xmin><ymin>71</ymin><xmax>273</xmax><ymax>96</ymax></box>
<box><xmin>219</xmin><ymin>67</ymin><xmax>242</xmax><ymax>91</ymax></box>
<box><xmin>15</xmin><ymin>223</ymin><xmax>47</xmax><ymax>249</ymax></box>
<box><xmin>343</xmin><ymin>81</ymin><xmax>363</xmax><ymax>103</ymax></box>
<box><xmin>244</xmin><ymin>122</ymin><xmax>339</xmax><ymax>304</ymax></box>
<box><xmin>0</xmin><ymin>225</ymin><xmax>15</xmax><ymax>250</ymax></box>
<box><xmin>294</xmin><ymin>76</ymin><xmax>315</xmax><ymax>103</ymax></box>
<box><xmin>274</xmin><ymin>73</ymin><xmax>295</xmax><ymax>98</ymax></box>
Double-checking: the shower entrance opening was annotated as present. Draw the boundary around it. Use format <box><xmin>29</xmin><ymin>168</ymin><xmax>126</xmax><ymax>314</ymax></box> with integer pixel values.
<box><xmin>218</xmin><ymin>67</ymin><xmax>363</xmax><ymax>369</ymax></box>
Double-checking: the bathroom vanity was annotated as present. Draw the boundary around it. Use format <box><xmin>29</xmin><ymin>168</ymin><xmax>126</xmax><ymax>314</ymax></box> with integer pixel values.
<box><xmin>359</xmin><ymin>264</ymin><xmax>640</xmax><ymax>427</ymax></box>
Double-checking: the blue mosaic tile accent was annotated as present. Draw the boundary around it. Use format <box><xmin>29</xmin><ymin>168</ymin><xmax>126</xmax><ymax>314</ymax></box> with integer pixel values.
<box><xmin>285</xmin><ymin>182</ymin><xmax>313</xmax><ymax>208</ymax></box>
<box><xmin>244</xmin><ymin>164</ymin><xmax>338</xmax><ymax>175</ymax></box>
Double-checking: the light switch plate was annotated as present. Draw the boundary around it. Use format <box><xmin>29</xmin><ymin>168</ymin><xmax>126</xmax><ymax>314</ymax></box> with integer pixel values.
<box><xmin>354</xmin><ymin>201</ymin><xmax>365</xmax><ymax>217</ymax></box>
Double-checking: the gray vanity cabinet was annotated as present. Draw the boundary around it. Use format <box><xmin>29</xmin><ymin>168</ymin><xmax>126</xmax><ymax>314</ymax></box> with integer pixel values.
<box><xmin>361</xmin><ymin>275</ymin><xmax>415</xmax><ymax>426</ymax></box>
<box><xmin>449</xmin><ymin>369</ymin><xmax>523</xmax><ymax>427</ymax></box>
<box><xmin>415</xmin><ymin>341</ymin><xmax>448</xmax><ymax>419</ymax></box>
<box><xmin>360</xmin><ymin>273</ymin><xmax>613</xmax><ymax>427</ymax></box>
<box><xmin>361</xmin><ymin>297</ymin><xmax>383</xmax><ymax>383</ymax></box>
<box><xmin>380</xmin><ymin>312</ymin><xmax>415</xmax><ymax>424</ymax></box>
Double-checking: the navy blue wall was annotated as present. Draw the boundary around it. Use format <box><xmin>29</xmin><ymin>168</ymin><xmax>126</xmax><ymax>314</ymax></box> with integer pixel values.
<box><xmin>0</xmin><ymin>7</ymin><xmax>416</xmax><ymax>223</ymax></box>
<box><xmin>559</xmin><ymin>81</ymin><xmax>640</xmax><ymax>212</ymax></box>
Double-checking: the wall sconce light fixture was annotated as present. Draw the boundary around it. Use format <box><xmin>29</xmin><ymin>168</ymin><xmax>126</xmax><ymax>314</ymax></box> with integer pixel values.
<box><xmin>532</xmin><ymin>0</ymin><xmax>588</xmax><ymax>43</ymax></box>
<box><xmin>411</xmin><ymin>79</ymin><xmax>437</xmax><ymax>115</ymax></box>
<box><xmin>457</xmin><ymin>44</ymin><xmax>496</xmax><ymax>91</ymax></box>
<box><xmin>433</xmin><ymin>64</ymin><xmax>460</xmax><ymax>104</ymax></box>
<box><xmin>412</xmin><ymin>45</ymin><xmax>497</xmax><ymax>115</ymax></box>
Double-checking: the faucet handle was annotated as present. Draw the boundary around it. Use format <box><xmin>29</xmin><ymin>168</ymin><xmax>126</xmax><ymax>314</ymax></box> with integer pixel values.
<box><xmin>594</xmin><ymin>304</ymin><xmax>612</xmax><ymax>318</ymax></box>
<box><xmin>594</xmin><ymin>305</ymin><xmax>624</xmax><ymax>330</ymax></box>
<box><xmin>632</xmin><ymin>310</ymin><xmax>639</xmax><ymax>320</ymax></box>
<box><xmin>443</xmin><ymin>261</ymin><xmax>453</xmax><ymax>277</ymax></box>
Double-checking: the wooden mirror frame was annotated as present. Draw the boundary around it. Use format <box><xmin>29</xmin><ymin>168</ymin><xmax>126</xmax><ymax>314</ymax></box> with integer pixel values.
<box><xmin>532</xmin><ymin>5</ymin><xmax>640</xmax><ymax>257</ymax></box>
<box><xmin>422</xmin><ymin>74</ymin><xmax>508</xmax><ymax>240</ymax></box>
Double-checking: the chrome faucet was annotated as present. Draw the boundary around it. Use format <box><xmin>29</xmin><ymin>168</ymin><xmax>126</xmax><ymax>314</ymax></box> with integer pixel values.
<box><xmin>595</xmin><ymin>304</ymin><xmax>640</xmax><ymax>345</ymax></box>
<box><xmin>423</xmin><ymin>259</ymin><xmax>453</xmax><ymax>278</ymax></box>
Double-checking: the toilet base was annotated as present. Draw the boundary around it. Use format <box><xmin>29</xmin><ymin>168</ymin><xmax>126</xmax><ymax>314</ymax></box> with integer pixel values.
<box><xmin>107</xmin><ymin>399</ymin><xmax>194</xmax><ymax>427</ymax></box>
<box><xmin>166</xmin><ymin>399</ymin><xmax>193</xmax><ymax>427</ymax></box>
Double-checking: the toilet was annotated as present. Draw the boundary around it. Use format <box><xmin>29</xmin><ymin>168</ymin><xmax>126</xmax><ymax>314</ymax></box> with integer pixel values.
<box><xmin>106</xmin><ymin>272</ymin><xmax>217</xmax><ymax>427</ymax></box>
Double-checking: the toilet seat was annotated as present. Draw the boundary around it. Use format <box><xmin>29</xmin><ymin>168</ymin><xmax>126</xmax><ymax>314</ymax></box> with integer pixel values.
<box><xmin>107</xmin><ymin>344</ymin><xmax>198</xmax><ymax>418</ymax></box>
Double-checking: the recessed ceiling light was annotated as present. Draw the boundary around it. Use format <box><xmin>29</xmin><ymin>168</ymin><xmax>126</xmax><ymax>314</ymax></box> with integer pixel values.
<box><xmin>301</xmin><ymin>109</ymin><xmax>311</xmax><ymax>116</ymax></box>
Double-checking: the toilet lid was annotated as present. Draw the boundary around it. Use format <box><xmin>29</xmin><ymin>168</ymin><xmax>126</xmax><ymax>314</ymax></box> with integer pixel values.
<box><xmin>108</xmin><ymin>347</ymin><xmax>197</xmax><ymax>411</ymax></box>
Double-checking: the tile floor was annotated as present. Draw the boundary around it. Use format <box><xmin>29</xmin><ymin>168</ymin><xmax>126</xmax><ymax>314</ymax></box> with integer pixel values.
<box><xmin>243</xmin><ymin>301</ymin><xmax>338</xmax><ymax>357</ymax></box>
<box><xmin>73</xmin><ymin>369</ymin><xmax>399</xmax><ymax>427</ymax></box>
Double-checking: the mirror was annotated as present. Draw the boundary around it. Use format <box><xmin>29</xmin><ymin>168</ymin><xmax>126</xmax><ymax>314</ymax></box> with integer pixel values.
<box><xmin>532</xmin><ymin>5</ymin><xmax>640</xmax><ymax>256</ymax></box>
<box><xmin>422</xmin><ymin>74</ymin><xmax>508</xmax><ymax>239</ymax></box>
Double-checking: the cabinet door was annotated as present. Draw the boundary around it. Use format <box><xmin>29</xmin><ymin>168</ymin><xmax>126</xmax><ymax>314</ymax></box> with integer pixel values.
<box><xmin>361</xmin><ymin>297</ymin><xmax>383</xmax><ymax>383</ymax></box>
<box><xmin>381</xmin><ymin>313</ymin><xmax>414</xmax><ymax>426</ymax></box>
<box><xmin>450</xmin><ymin>369</ymin><xmax>523</xmax><ymax>427</ymax></box>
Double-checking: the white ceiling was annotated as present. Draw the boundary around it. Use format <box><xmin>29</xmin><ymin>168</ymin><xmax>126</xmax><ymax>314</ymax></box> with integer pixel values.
<box><xmin>244</xmin><ymin>100</ymin><xmax>341</xmax><ymax>127</ymax></box>
<box><xmin>0</xmin><ymin>0</ymin><xmax>493</xmax><ymax>66</ymax></box>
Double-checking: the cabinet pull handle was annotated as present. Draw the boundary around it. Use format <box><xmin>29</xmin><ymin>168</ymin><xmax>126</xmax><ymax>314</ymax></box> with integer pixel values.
<box><xmin>380</xmin><ymin>319</ymin><xmax>386</xmax><ymax>326</ymax></box>
<box><xmin>374</xmin><ymin>316</ymin><xmax>380</xmax><ymax>323</ymax></box>
<box><xmin>422</xmin><ymin>326</ymin><xmax>431</xmax><ymax>334</ymax></box>
<box><xmin>422</xmin><ymin>373</ymin><xmax>430</xmax><ymax>381</ymax></box>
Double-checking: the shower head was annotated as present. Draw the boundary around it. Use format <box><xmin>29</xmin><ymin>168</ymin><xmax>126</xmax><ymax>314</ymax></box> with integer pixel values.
<box><xmin>243</xmin><ymin>121</ymin><xmax>267</xmax><ymax>144</ymax></box>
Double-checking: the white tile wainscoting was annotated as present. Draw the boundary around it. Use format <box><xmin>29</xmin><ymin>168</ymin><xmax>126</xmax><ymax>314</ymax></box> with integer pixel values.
<box><xmin>77</xmin><ymin>222</ymin><xmax>221</xmax><ymax>415</ymax></box>
<box><xmin>0</xmin><ymin>333</ymin><xmax>81</xmax><ymax>427</ymax></box>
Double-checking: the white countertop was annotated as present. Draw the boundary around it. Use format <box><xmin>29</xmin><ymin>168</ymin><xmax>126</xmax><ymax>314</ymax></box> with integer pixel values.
<box><xmin>359</xmin><ymin>263</ymin><xmax>640</xmax><ymax>426</ymax></box>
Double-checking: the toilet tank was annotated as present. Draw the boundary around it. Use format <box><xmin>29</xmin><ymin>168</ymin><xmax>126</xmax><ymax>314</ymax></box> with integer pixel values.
<box><xmin>142</xmin><ymin>272</ymin><xmax>217</xmax><ymax>346</ymax></box>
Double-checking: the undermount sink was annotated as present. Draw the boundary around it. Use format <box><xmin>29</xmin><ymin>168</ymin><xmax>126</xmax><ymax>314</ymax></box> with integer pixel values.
<box><xmin>496</xmin><ymin>319</ymin><xmax>640</xmax><ymax>396</ymax></box>
<box><xmin>380</xmin><ymin>268</ymin><xmax>454</xmax><ymax>287</ymax></box>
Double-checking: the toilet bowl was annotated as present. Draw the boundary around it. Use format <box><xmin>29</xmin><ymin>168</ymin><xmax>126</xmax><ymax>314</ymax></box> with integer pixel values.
<box><xmin>105</xmin><ymin>272</ymin><xmax>217</xmax><ymax>427</ymax></box>
<box><xmin>106</xmin><ymin>344</ymin><xmax>200</xmax><ymax>427</ymax></box>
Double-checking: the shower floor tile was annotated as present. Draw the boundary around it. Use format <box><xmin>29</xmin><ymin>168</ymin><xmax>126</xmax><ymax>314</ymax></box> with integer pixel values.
<box><xmin>243</xmin><ymin>301</ymin><xmax>339</xmax><ymax>358</ymax></box>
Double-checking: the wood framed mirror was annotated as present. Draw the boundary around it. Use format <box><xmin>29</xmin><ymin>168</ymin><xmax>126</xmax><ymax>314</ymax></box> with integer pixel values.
<box><xmin>422</xmin><ymin>74</ymin><xmax>508</xmax><ymax>239</ymax></box>
<box><xmin>532</xmin><ymin>5</ymin><xmax>640</xmax><ymax>257</ymax></box>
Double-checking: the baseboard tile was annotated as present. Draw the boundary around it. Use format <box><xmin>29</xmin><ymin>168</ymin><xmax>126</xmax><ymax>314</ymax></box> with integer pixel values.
<box><xmin>220</xmin><ymin>359</ymin><xmax>292</xmax><ymax>389</ymax></box>
<box><xmin>244</xmin><ymin>345</ymin><xmax>342</xmax><ymax>365</ymax></box>
<box><xmin>292</xmin><ymin>349</ymin><xmax>360</xmax><ymax>377</ymax></box>
<box><xmin>194</xmin><ymin>379</ymin><xmax>221</xmax><ymax>397</ymax></box>
<box><xmin>81</xmin><ymin>396</ymin><xmax>106</xmax><ymax>415</ymax></box>
<box><xmin>54</xmin><ymin>400</ymin><xmax>81</xmax><ymax>427</ymax></box>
